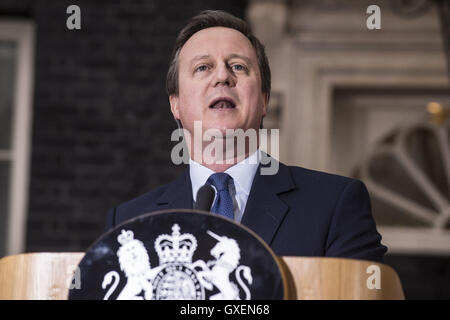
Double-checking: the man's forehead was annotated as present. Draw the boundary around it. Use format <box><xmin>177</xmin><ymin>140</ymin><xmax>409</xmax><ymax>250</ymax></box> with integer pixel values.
<box><xmin>179</xmin><ymin>27</ymin><xmax>256</xmax><ymax>62</ymax></box>
<box><xmin>189</xmin><ymin>53</ymin><xmax>252</xmax><ymax>65</ymax></box>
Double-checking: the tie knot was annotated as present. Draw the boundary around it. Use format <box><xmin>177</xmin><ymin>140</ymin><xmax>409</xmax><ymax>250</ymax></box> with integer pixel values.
<box><xmin>207</xmin><ymin>173</ymin><xmax>232</xmax><ymax>192</ymax></box>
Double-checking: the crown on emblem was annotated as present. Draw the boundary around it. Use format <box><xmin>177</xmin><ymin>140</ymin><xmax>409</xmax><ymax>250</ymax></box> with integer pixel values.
<box><xmin>155</xmin><ymin>224</ymin><xmax>197</xmax><ymax>265</ymax></box>
<box><xmin>117</xmin><ymin>229</ymin><xmax>134</xmax><ymax>245</ymax></box>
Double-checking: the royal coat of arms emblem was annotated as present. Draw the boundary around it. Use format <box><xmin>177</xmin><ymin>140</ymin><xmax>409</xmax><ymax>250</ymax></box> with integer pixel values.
<box><xmin>101</xmin><ymin>224</ymin><xmax>253</xmax><ymax>300</ymax></box>
<box><xmin>68</xmin><ymin>210</ymin><xmax>285</xmax><ymax>300</ymax></box>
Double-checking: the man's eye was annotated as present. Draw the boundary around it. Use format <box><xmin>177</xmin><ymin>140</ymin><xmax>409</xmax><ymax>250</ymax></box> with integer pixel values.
<box><xmin>231</xmin><ymin>64</ymin><xmax>247</xmax><ymax>72</ymax></box>
<box><xmin>195</xmin><ymin>65</ymin><xmax>209</xmax><ymax>72</ymax></box>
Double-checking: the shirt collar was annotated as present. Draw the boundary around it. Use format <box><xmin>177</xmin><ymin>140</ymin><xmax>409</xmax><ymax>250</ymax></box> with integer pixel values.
<box><xmin>189</xmin><ymin>150</ymin><xmax>261</xmax><ymax>201</ymax></box>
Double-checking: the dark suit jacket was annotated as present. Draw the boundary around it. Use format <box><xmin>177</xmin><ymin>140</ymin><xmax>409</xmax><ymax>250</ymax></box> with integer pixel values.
<box><xmin>104</xmin><ymin>159</ymin><xmax>387</xmax><ymax>263</ymax></box>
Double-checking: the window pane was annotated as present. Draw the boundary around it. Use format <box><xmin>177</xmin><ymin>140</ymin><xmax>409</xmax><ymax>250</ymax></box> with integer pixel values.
<box><xmin>0</xmin><ymin>42</ymin><xmax>16</xmax><ymax>149</ymax></box>
<box><xmin>0</xmin><ymin>162</ymin><xmax>10</xmax><ymax>258</ymax></box>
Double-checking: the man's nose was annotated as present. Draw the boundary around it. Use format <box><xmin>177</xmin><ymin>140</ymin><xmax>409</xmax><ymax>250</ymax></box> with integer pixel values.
<box><xmin>213</xmin><ymin>63</ymin><xmax>236</xmax><ymax>87</ymax></box>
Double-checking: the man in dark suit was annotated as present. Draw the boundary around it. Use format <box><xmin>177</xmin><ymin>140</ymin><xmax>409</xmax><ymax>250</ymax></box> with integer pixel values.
<box><xmin>105</xmin><ymin>10</ymin><xmax>387</xmax><ymax>263</ymax></box>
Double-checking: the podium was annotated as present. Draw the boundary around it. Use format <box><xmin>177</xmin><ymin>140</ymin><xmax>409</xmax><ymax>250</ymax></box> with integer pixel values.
<box><xmin>0</xmin><ymin>253</ymin><xmax>404</xmax><ymax>300</ymax></box>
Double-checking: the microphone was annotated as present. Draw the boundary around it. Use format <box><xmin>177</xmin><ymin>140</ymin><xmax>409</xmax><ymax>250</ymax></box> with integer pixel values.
<box><xmin>194</xmin><ymin>184</ymin><xmax>215</xmax><ymax>212</ymax></box>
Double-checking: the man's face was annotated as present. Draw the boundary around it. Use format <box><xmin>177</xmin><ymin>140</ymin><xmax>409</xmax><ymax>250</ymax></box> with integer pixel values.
<box><xmin>170</xmin><ymin>27</ymin><xmax>267</xmax><ymax>138</ymax></box>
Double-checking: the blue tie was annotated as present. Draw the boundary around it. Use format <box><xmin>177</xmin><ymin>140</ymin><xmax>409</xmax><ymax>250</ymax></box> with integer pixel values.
<box><xmin>207</xmin><ymin>173</ymin><xmax>234</xmax><ymax>220</ymax></box>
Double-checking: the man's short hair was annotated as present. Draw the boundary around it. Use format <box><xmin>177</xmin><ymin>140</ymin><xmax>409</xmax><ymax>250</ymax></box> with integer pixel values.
<box><xmin>166</xmin><ymin>10</ymin><xmax>271</xmax><ymax>100</ymax></box>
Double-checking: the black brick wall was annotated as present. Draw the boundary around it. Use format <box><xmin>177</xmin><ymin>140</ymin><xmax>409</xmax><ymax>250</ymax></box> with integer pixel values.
<box><xmin>0</xmin><ymin>0</ymin><xmax>247</xmax><ymax>252</ymax></box>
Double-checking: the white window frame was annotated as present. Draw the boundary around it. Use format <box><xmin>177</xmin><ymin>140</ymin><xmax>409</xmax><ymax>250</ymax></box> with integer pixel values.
<box><xmin>0</xmin><ymin>20</ymin><xmax>35</xmax><ymax>256</ymax></box>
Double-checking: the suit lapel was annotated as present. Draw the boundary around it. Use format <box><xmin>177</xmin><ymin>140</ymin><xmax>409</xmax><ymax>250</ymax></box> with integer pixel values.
<box><xmin>241</xmin><ymin>159</ymin><xmax>296</xmax><ymax>246</ymax></box>
<box><xmin>156</xmin><ymin>167</ymin><xmax>194</xmax><ymax>210</ymax></box>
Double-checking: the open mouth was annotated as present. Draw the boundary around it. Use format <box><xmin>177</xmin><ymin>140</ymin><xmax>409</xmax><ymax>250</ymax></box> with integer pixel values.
<box><xmin>209</xmin><ymin>98</ymin><xmax>236</xmax><ymax>109</ymax></box>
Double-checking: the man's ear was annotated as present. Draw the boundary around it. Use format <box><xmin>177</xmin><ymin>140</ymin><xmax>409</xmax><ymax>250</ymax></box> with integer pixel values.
<box><xmin>169</xmin><ymin>95</ymin><xmax>180</xmax><ymax>120</ymax></box>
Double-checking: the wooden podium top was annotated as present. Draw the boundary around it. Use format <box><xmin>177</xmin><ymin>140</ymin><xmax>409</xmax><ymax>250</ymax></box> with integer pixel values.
<box><xmin>0</xmin><ymin>253</ymin><xmax>84</xmax><ymax>300</ymax></box>
<box><xmin>0</xmin><ymin>253</ymin><xmax>404</xmax><ymax>300</ymax></box>
<box><xmin>280</xmin><ymin>256</ymin><xmax>404</xmax><ymax>300</ymax></box>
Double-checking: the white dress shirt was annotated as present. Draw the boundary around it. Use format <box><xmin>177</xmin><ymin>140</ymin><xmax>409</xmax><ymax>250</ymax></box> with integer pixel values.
<box><xmin>189</xmin><ymin>150</ymin><xmax>261</xmax><ymax>223</ymax></box>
